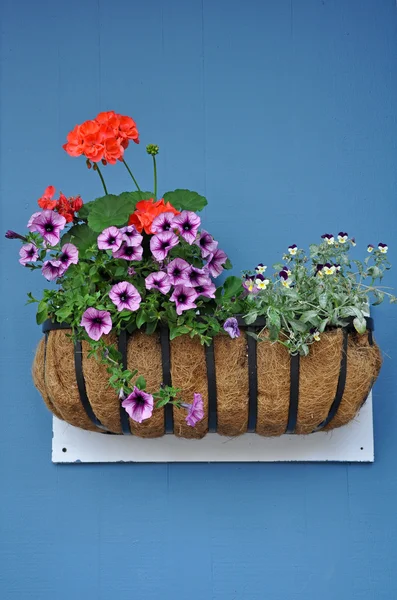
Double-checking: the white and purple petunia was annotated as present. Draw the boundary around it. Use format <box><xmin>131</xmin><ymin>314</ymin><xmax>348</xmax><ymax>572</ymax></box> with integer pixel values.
<box><xmin>42</xmin><ymin>259</ymin><xmax>64</xmax><ymax>281</ymax></box>
<box><xmin>109</xmin><ymin>281</ymin><xmax>142</xmax><ymax>312</ymax></box>
<box><xmin>28</xmin><ymin>210</ymin><xmax>67</xmax><ymax>246</ymax></box>
<box><xmin>150</xmin><ymin>231</ymin><xmax>179</xmax><ymax>261</ymax></box>
<box><xmin>194</xmin><ymin>281</ymin><xmax>216</xmax><ymax>299</ymax></box>
<box><xmin>166</xmin><ymin>257</ymin><xmax>190</xmax><ymax>286</ymax></box>
<box><xmin>145</xmin><ymin>271</ymin><xmax>172</xmax><ymax>295</ymax></box>
<box><xmin>195</xmin><ymin>229</ymin><xmax>218</xmax><ymax>258</ymax></box>
<box><xmin>170</xmin><ymin>285</ymin><xmax>198</xmax><ymax>315</ymax></box>
<box><xmin>223</xmin><ymin>317</ymin><xmax>241</xmax><ymax>339</ymax></box>
<box><xmin>151</xmin><ymin>211</ymin><xmax>177</xmax><ymax>234</ymax></box>
<box><xmin>173</xmin><ymin>211</ymin><xmax>201</xmax><ymax>245</ymax></box>
<box><xmin>19</xmin><ymin>243</ymin><xmax>39</xmax><ymax>266</ymax></box>
<box><xmin>378</xmin><ymin>242</ymin><xmax>388</xmax><ymax>254</ymax></box>
<box><xmin>97</xmin><ymin>226</ymin><xmax>123</xmax><ymax>251</ymax></box>
<box><xmin>112</xmin><ymin>242</ymin><xmax>143</xmax><ymax>261</ymax></box>
<box><xmin>120</xmin><ymin>225</ymin><xmax>143</xmax><ymax>247</ymax></box>
<box><xmin>185</xmin><ymin>265</ymin><xmax>211</xmax><ymax>288</ymax></box>
<box><xmin>181</xmin><ymin>393</ymin><xmax>205</xmax><ymax>427</ymax></box>
<box><xmin>58</xmin><ymin>243</ymin><xmax>79</xmax><ymax>272</ymax></box>
<box><xmin>80</xmin><ymin>307</ymin><xmax>112</xmax><ymax>341</ymax></box>
<box><xmin>122</xmin><ymin>386</ymin><xmax>154</xmax><ymax>423</ymax></box>
<box><xmin>206</xmin><ymin>248</ymin><xmax>228</xmax><ymax>278</ymax></box>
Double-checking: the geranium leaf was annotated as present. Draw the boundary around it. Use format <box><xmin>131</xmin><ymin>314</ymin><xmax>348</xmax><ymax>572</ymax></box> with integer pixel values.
<box><xmin>88</xmin><ymin>192</ymin><xmax>153</xmax><ymax>232</ymax></box>
<box><xmin>61</xmin><ymin>224</ymin><xmax>98</xmax><ymax>252</ymax></box>
<box><xmin>162</xmin><ymin>189</ymin><xmax>207</xmax><ymax>212</ymax></box>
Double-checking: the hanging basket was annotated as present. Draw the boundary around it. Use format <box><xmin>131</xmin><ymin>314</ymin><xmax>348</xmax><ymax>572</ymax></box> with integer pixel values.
<box><xmin>32</xmin><ymin>318</ymin><xmax>382</xmax><ymax>438</ymax></box>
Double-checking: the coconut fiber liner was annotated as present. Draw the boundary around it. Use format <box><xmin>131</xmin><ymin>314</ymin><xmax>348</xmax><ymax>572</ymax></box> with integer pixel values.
<box><xmin>32</xmin><ymin>319</ymin><xmax>382</xmax><ymax>438</ymax></box>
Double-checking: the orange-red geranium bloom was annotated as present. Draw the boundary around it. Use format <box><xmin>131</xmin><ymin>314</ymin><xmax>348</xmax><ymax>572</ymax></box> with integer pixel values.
<box><xmin>63</xmin><ymin>112</ymin><xmax>139</xmax><ymax>162</ymax></box>
<box><xmin>38</xmin><ymin>185</ymin><xmax>57</xmax><ymax>210</ymax></box>
<box><xmin>56</xmin><ymin>193</ymin><xmax>84</xmax><ymax>223</ymax></box>
<box><xmin>128</xmin><ymin>199</ymin><xmax>180</xmax><ymax>234</ymax></box>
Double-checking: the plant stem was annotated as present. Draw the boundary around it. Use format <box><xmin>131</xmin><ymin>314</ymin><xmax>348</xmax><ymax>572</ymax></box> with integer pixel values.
<box><xmin>95</xmin><ymin>164</ymin><xmax>108</xmax><ymax>195</ymax></box>
<box><xmin>152</xmin><ymin>155</ymin><xmax>157</xmax><ymax>200</ymax></box>
<box><xmin>122</xmin><ymin>159</ymin><xmax>141</xmax><ymax>192</ymax></box>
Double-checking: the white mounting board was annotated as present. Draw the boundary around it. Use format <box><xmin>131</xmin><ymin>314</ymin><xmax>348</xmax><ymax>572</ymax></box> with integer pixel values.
<box><xmin>52</xmin><ymin>392</ymin><xmax>374</xmax><ymax>463</ymax></box>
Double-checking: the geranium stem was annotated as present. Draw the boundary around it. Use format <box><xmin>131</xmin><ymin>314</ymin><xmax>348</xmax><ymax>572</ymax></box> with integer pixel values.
<box><xmin>152</xmin><ymin>155</ymin><xmax>157</xmax><ymax>200</ymax></box>
<box><xmin>122</xmin><ymin>159</ymin><xmax>141</xmax><ymax>192</ymax></box>
<box><xmin>94</xmin><ymin>164</ymin><xmax>108</xmax><ymax>195</ymax></box>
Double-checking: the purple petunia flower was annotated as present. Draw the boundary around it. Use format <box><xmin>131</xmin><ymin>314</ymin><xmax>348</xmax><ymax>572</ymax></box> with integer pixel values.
<box><xmin>206</xmin><ymin>249</ymin><xmax>228</xmax><ymax>278</ymax></box>
<box><xmin>42</xmin><ymin>260</ymin><xmax>64</xmax><ymax>281</ymax></box>
<box><xmin>182</xmin><ymin>393</ymin><xmax>205</xmax><ymax>427</ymax></box>
<box><xmin>80</xmin><ymin>307</ymin><xmax>112</xmax><ymax>341</ymax></box>
<box><xmin>112</xmin><ymin>242</ymin><xmax>143</xmax><ymax>261</ymax></box>
<box><xmin>173</xmin><ymin>210</ymin><xmax>201</xmax><ymax>245</ymax></box>
<box><xmin>195</xmin><ymin>229</ymin><xmax>218</xmax><ymax>258</ymax></box>
<box><xmin>6</xmin><ymin>230</ymin><xmax>27</xmax><ymax>241</ymax></box>
<box><xmin>19</xmin><ymin>243</ymin><xmax>39</xmax><ymax>266</ymax></box>
<box><xmin>170</xmin><ymin>285</ymin><xmax>198</xmax><ymax>315</ymax></box>
<box><xmin>120</xmin><ymin>225</ymin><xmax>143</xmax><ymax>247</ymax></box>
<box><xmin>166</xmin><ymin>257</ymin><xmax>190</xmax><ymax>286</ymax></box>
<box><xmin>27</xmin><ymin>212</ymin><xmax>42</xmax><ymax>229</ymax></box>
<box><xmin>109</xmin><ymin>281</ymin><xmax>142</xmax><ymax>312</ymax></box>
<box><xmin>194</xmin><ymin>281</ymin><xmax>216</xmax><ymax>299</ymax></box>
<box><xmin>150</xmin><ymin>231</ymin><xmax>179</xmax><ymax>261</ymax></box>
<box><xmin>151</xmin><ymin>211</ymin><xmax>177</xmax><ymax>234</ymax></box>
<box><xmin>58</xmin><ymin>243</ymin><xmax>79</xmax><ymax>272</ymax></box>
<box><xmin>145</xmin><ymin>271</ymin><xmax>172</xmax><ymax>294</ymax></box>
<box><xmin>223</xmin><ymin>317</ymin><xmax>241</xmax><ymax>339</ymax></box>
<box><xmin>28</xmin><ymin>210</ymin><xmax>66</xmax><ymax>246</ymax></box>
<box><xmin>97</xmin><ymin>226</ymin><xmax>123</xmax><ymax>251</ymax></box>
<box><xmin>185</xmin><ymin>265</ymin><xmax>211</xmax><ymax>288</ymax></box>
<box><xmin>122</xmin><ymin>386</ymin><xmax>154</xmax><ymax>423</ymax></box>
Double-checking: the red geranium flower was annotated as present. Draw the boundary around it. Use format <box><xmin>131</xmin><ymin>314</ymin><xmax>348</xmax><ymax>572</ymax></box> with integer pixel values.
<box><xmin>56</xmin><ymin>193</ymin><xmax>83</xmax><ymax>223</ymax></box>
<box><xmin>38</xmin><ymin>186</ymin><xmax>57</xmax><ymax>210</ymax></box>
<box><xmin>128</xmin><ymin>199</ymin><xmax>180</xmax><ymax>235</ymax></box>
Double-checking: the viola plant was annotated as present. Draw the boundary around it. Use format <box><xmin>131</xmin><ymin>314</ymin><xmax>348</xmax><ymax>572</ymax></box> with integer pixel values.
<box><xmin>243</xmin><ymin>233</ymin><xmax>395</xmax><ymax>355</ymax></box>
<box><xmin>6</xmin><ymin>111</ymin><xmax>244</xmax><ymax>427</ymax></box>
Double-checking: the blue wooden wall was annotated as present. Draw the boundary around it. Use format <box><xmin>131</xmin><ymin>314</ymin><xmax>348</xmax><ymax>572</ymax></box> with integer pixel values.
<box><xmin>1</xmin><ymin>1</ymin><xmax>397</xmax><ymax>598</ymax></box>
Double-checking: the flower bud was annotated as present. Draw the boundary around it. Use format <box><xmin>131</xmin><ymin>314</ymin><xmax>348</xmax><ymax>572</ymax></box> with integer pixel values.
<box><xmin>86</xmin><ymin>159</ymin><xmax>92</xmax><ymax>169</ymax></box>
<box><xmin>146</xmin><ymin>144</ymin><xmax>159</xmax><ymax>156</ymax></box>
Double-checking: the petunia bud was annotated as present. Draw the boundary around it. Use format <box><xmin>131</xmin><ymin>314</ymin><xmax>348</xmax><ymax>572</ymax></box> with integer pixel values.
<box><xmin>5</xmin><ymin>230</ymin><xmax>27</xmax><ymax>241</ymax></box>
<box><xmin>146</xmin><ymin>144</ymin><xmax>159</xmax><ymax>156</ymax></box>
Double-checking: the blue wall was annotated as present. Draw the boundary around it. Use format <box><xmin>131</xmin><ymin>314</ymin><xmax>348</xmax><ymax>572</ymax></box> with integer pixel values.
<box><xmin>1</xmin><ymin>1</ymin><xmax>397</xmax><ymax>598</ymax></box>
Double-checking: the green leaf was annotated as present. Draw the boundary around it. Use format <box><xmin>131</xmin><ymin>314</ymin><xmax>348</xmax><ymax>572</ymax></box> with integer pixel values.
<box><xmin>299</xmin><ymin>310</ymin><xmax>319</xmax><ymax>323</ymax></box>
<box><xmin>156</xmin><ymin>397</ymin><xmax>170</xmax><ymax>409</ymax></box>
<box><xmin>162</xmin><ymin>189</ymin><xmax>207</xmax><ymax>212</ymax></box>
<box><xmin>244</xmin><ymin>311</ymin><xmax>258</xmax><ymax>325</ymax></box>
<box><xmin>267</xmin><ymin>307</ymin><xmax>281</xmax><ymax>329</ymax></box>
<box><xmin>145</xmin><ymin>321</ymin><xmax>158</xmax><ymax>335</ymax></box>
<box><xmin>77</xmin><ymin>201</ymin><xmax>95</xmax><ymax>219</ymax></box>
<box><xmin>223</xmin><ymin>258</ymin><xmax>233</xmax><ymax>270</ymax></box>
<box><xmin>135</xmin><ymin>375</ymin><xmax>147</xmax><ymax>390</ymax></box>
<box><xmin>353</xmin><ymin>316</ymin><xmax>367</xmax><ymax>334</ymax></box>
<box><xmin>88</xmin><ymin>192</ymin><xmax>150</xmax><ymax>232</ymax></box>
<box><xmin>136</xmin><ymin>309</ymin><xmax>148</xmax><ymax>329</ymax></box>
<box><xmin>169</xmin><ymin>324</ymin><xmax>191</xmax><ymax>340</ymax></box>
<box><xmin>36</xmin><ymin>301</ymin><xmax>48</xmax><ymax>325</ymax></box>
<box><xmin>61</xmin><ymin>224</ymin><xmax>98</xmax><ymax>252</ymax></box>
<box><xmin>290</xmin><ymin>320</ymin><xmax>307</xmax><ymax>333</ymax></box>
<box><xmin>221</xmin><ymin>276</ymin><xmax>243</xmax><ymax>300</ymax></box>
<box><xmin>319</xmin><ymin>293</ymin><xmax>327</xmax><ymax>309</ymax></box>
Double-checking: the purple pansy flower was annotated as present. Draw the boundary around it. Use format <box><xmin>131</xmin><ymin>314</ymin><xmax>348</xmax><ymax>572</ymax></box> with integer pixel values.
<box><xmin>378</xmin><ymin>242</ymin><xmax>388</xmax><ymax>254</ymax></box>
<box><xmin>170</xmin><ymin>285</ymin><xmax>198</xmax><ymax>315</ymax></box>
<box><xmin>28</xmin><ymin>210</ymin><xmax>66</xmax><ymax>246</ymax></box>
<box><xmin>42</xmin><ymin>259</ymin><xmax>64</xmax><ymax>281</ymax></box>
<box><xmin>337</xmin><ymin>232</ymin><xmax>348</xmax><ymax>244</ymax></box>
<box><xmin>367</xmin><ymin>244</ymin><xmax>374</xmax><ymax>253</ymax></box>
<box><xmin>112</xmin><ymin>242</ymin><xmax>143</xmax><ymax>261</ymax></box>
<box><xmin>223</xmin><ymin>317</ymin><xmax>241</xmax><ymax>339</ymax></box>
<box><xmin>279</xmin><ymin>269</ymin><xmax>289</xmax><ymax>280</ymax></box>
<box><xmin>321</xmin><ymin>234</ymin><xmax>334</xmax><ymax>245</ymax></box>
<box><xmin>166</xmin><ymin>257</ymin><xmax>190</xmax><ymax>286</ymax></box>
<box><xmin>97</xmin><ymin>226</ymin><xmax>123</xmax><ymax>251</ymax></box>
<box><xmin>80</xmin><ymin>307</ymin><xmax>112</xmax><ymax>341</ymax></box>
<box><xmin>243</xmin><ymin>275</ymin><xmax>257</xmax><ymax>293</ymax></box>
<box><xmin>206</xmin><ymin>248</ymin><xmax>228</xmax><ymax>278</ymax></box>
<box><xmin>19</xmin><ymin>243</ymin><xmax>39</xmax><ymax>266</ymax></box>
<box><xmin>288</xmin><ymin>244</ymin><xmax>298</xmax><ymax>255</ymax></box>
<box><xmin>145</xmin><ymin>271</ymin><xmax>172</xmax><ymax>294</ymax></box>
<box><xmin>122</xmin><ymin>386</ymin><xmax>154</xmax><ymax>423</ymax></box>
<box><xmin>185</xmin><ymin>265</ymin><xmax>211</xmax><ymax>288</ymax></box>
<box><xmin>151</xmin><ymin>211</ymin><xmax>177</xmax><ymax>234</ymax></box>
<box><xmin>109</xmin><ymin>281</ymin><xmax>142</xmax><ymax>312</ymax></box>
<box><xmin>182</xmin><ymin>393</ymin><xmax>205</xmax><ymax>427</ymax></box>
<box><xmin>120</xmin><ymin>225</ymin><xmax>143</xmax><ymax>247</ymax></box>
<box><xmin>173</xmin><ymin>211</ymin><xmax>201</xmax><ymax>245</ymax></box>
<box><xmin>58</xmin><ymin>243</ymin><xmax>79</xmax><ymax>272</ymax></box>
<box><xmin>150</xmin><ymin>231</ymin><xmax>179</xmax><ymax>261</ymax></box>
<box><xmin>195</xmin><ymin>230</ymin><xmax>218</xmax><ymax>258</ymax></box>
<box><xmin>194</xmin><ymin>281</ymin><xmax>216</xmax><ymax>299</ymax></box>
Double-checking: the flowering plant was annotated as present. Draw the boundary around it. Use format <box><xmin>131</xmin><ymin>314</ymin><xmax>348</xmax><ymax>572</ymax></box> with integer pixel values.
<box><xmin>243</xmin><ymin>234</ymin><xmax>395</xmax><ymax>355</ymax></box>
<box><xmin>6</xmin><ymin>111</ymin><xmax>244</xmax><ymax>427</ymax></box>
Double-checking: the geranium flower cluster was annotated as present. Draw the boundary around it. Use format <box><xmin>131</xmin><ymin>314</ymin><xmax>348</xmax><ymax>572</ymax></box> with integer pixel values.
<box><xmin>37</xmin><ymin>186</ymin><xmax>83</xmax><ymax>222</ymax></box>
<box><xmin>63</xmin><ymin>110</ymin><xmax>139</xmax><ymax>165</ymax></box>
